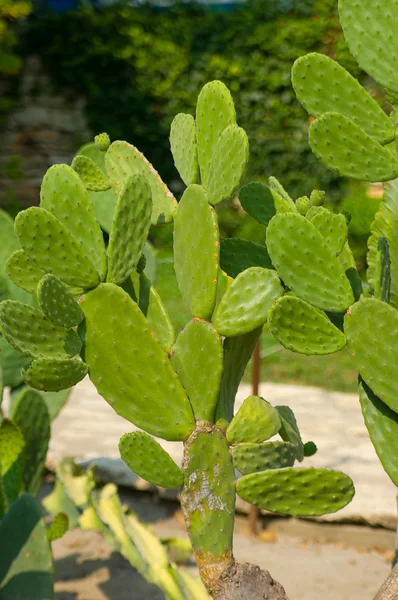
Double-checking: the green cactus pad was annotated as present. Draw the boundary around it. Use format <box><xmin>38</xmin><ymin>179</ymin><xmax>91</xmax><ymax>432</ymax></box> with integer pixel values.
<box><xmin>37</xmin><ymin>274</ymin><xmax>84</xmax><ymax>328</ymax></box>
<box><xmin>292</xmin><ymin>53</ymin><xmax>394</xmax><ymax>144</ymax></box>
<box><xmin>207</xmin><ymin>124</ymin><xmax>249</xmax><ymax>206</ymax></box>
<box><xmin>47</xmin><ymin>512</ymin><xmax>69</xmax><ymax>542</ymax></box>
<box><xmin>6</xmin><ymin>250</ymin><xmax>47</xmax><ymax>295</ymax></box>
<box><xmin>214</xmin><ymin>267</ymin><xmax>283</xmax><ymax>337</ymax></box>
<box><xmin>0</xmin><ymin>419</ymin><xmax>24</xmax><ymax>504</ymax></box>
<box><xmin>181</xmin><ymin>428</ymin><xmax>235</xmax><ymax>561</ymax></box>
<box><xmin>40</xmin><ymin>164</ymin><xmax>106</xmax><ymax>281</ymax></box>
<box><xmin>22</xmin><ymin>357</ymin><xmax>88</xmax><ymax>392</ymax></box>
<box><xmin>268</xmin><ymin>177</ymin><xmax>295</xmax><ymax>204</ymax></box>
<box><xmin>359</xmin><ymin>380</ymin><xmax>398</xmax><ymax>487</ymax></box>
<box><xmin>295</xmin><ymin>196</ymin><xmax>311</xmax><ymax>216</ymax></box>
<box><xmin>95</xmin><ymin>132</ymin><xmax>111</xmax><ymax>152</ymax></box>
<box><xmin>345</xmin><ymin>298</ymin><xmax>398</xmax><ymax>413</ymax></box>
<box><xmin>309</xmin><ymin>113</ymin><xmax>398</xmax><ymax>182</ymax></box>
<box><xmin>119</xmin><ymin>431</ymin><xmax>183</xmax><ymax>488</ymax></box>
<box><xmin>239</xmin><ymin>182</ymin><xmax>276</xmax><ymax>226</ymax></box>
<box><xmin>310</xmin><ymin>190</ymin><xmax>325</xmax><ymax>207</ymax></box>
<box><xmin>309</xmin><ymin>207</ymin><xmax>347</xmax><ymax>256</ymax></box>
<box><xmin>220</xmin><ymin>238</ymin><xmax>273</xmax><ymax>279</ymax></box>
<box><xmin>339</xmin><ymin>0</ymin><xmax>398</xmax><ymax>93</ymax></box>
<box><xmin>232</xmin><ymin>441</ymin><xmax>296</xmax><ymax>475</ymax></box>
<box><xmin>217</xmin><ymin>327</ymin><xmax>262</xmax><ymax>422</ymax></box>
<box><xmin>77</xmin><ymin>142</ymin><xmax>117</xmax><ymax>234</ymax></box>
<box><xmin>81</xmin><ymin>283</ymin><xmax>195</xmax><ymax>441</ymax></box>
<box><xmin>170</xmin><ymin>113</ymin><xmax>198</xmax><ymax>186</ymax></box>
<box><xmin>15</xmin><ymin>207</ymin><xmax>100</xmax><ymax>289</ymax></box>
<box><xmin>276</xmin><ymin>405</ymin><xmax>304</xmax><ymax>461</ymax></box>
<box><xmin>0</xmin><ymin>300</ymin><xmax>82</xmax><ymax>359</ymax></box>
<box><xmin>0</xmin><ymin>338</ymin><xmax>26</xmax><ymax>388</ymax></box>
<box><xmin>226</xmin><ymin>395</ymin><xmax>281</xmax><ymax>444</ymax></box>
<box><xmin>0</xmin><ymin>494</ymin><xmax>53</xmax><ymax>599</ymax></box>
<box><xmin>170</xmin><ymin>318</ymin><xmax>222</xmax><ymax>422</ymax></box>
<box><xmin>72</xmin><ymin>155</ymin><xmax>111</xmax><ymax>191</ymax></box>
<box><xmin>129</xmin><ymin>272</ymin><xmax>175</xmax><ymax>353</ymax></box>
<box><xmin>237</xmin><ymin>467</ymin><xmax>355</xmax><ymax>516</ymax></box>
<box><xmin>196</xmin><ymin>80</ymin><xmax>236</xmax><ymax>189</ymax></box>
<box><xmin>13</xmin><ymin>389</ymin><xmax>50</xmax><ymax>495</ymax></box>
<box><xmin>268</xmin><ymin>296</ymin><xmax>346</xmax><ymax>355</ymax></box>
<box><xmin>266</xmin><ymin>213</ymin><xmax>354</xmax><ymax>312</ymax></box>
<box><xmin>107</xmin><ymin>174</ymin><xmax>152</xmax><ymax>285</ymax></box>
<box><xmin>105</xmin><ymin>140</ymin><xmax>177</xmax><ymax>225</ymax></box>
<box><xmin>173</xmin><ymin>185</ymin><xmax>219</xmax><ymax>320</ymax></box>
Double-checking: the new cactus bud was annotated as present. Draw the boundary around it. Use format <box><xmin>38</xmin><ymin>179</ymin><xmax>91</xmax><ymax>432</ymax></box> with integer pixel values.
<box><xmin>94</xmin><ymin>132</ymin><xmax>111</xmax><ymax>152</ymax></box>
<box><xmin>310</xmin><ymin>189</ymin><xmax>325</xmax><ymax>207</ymax></box>
<box><xmin>295</xmin><ymin>196</ymin><xmax>311</xmax><ymax>216</ymax></box>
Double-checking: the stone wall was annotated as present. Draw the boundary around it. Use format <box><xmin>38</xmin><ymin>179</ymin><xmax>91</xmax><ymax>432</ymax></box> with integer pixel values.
<box><xmin>0</xmin><ymin>56</ymin><xmax>91</xmax><ymax>211</ymax></box>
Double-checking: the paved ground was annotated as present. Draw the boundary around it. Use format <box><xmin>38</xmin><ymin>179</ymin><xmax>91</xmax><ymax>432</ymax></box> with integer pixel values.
<box><xmin>48</xmin><ymin>378</ymin><xmax>397</xmax><ymax>525</ymax></box>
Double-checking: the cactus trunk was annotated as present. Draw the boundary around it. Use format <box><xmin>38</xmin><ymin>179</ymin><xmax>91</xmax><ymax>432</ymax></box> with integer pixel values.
<box><xmin>180</xmin><ymin>422</ymin><xmax>289</xmax><ymax>600</ymax></box>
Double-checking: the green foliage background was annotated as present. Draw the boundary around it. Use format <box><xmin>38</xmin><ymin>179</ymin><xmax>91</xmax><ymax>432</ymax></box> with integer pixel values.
<box><xmin>22</xmin><ymin>0</ymin><xmax>370</xmax><ymax>200</ymax></box>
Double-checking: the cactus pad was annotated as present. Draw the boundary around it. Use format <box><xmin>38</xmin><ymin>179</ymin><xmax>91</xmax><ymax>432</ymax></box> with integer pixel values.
<box><xmin>276</xmin><ymin>405</ymin><xmax>304</xmax><ymax>461</ymax></box>
<box><xmin>226</xmin><ymin>395</ymin><xmax>281</xmax><ymax>444</ymax></box>
<box><xmin>72</xmin><ymin>155</ymin><xmax>111</xmax><ymax>191</ymax></box>
<box><xmin>119</xmin><ymin>431</ymin><xmax>183</xmax><ymax>488</ymax></box>
<box><xmin>266</xmin><ymin>213</ymin><xmax>354</xmax><ymax>312</ymax></box>
<box><xmin>239</xmin><ymin>182</ymin><xmax>276</xmax><ymax>225</ymax></box>
<box><xmin>174</xmin><ymin>185</ymin><xmax>219</xmax><ymax>320</ymax></box>
<box><xmin>309</xmin><ymin>113</ymin><xmax>398</xmax><ymax>182</ymax></box>
<box><xmin>214</xmin><ymin>267</ymin><xmax>283</xmax><ymax>337</ymax></box>
<box><xmin>170</xmin><ymin>113</ymin><xmax>198</xmax><ymax>186</ymax></box>
<box><xmin>217</xmin><ymin>327</ymin><xmax>262</xmax><ymax>422</ymax></box>
<box><xmin>232</xmin><ymin>441</ymin><xmax>296</xmax><ymax>475</ymax></box>
<box><xmin>345</xmin><ymin>298</ymin><xmax>398</xmax><ymax>412</ymax></box>
<box><xmin>292</xmin><ymin>53</ymin><xmax>394</xmax><ymax>144</ymax></box>
<box><xmin>6</xmin><ymin>250</ymin><xmax>47</xmax><ymax>295</ymax></box>
<box><xmin>107</xmin><ymin>174</ymin><xmax>152</xmax><ymax>285</ymax></box>
<box><xmin>40</xmin><ymin>164</ymin><xmax>106</xmax><ymax>281</ymax></box>
<box><xmin>359</xmin><ymin>380</ymin><xmax>398</xmax><ymax>487</ymax></box>
<box><xmin>220</xmin><ymin>238</ymin><xmax>273</xmax><ymax>278</ymax></box>
<box><xmin>0</xmin><ymin>494</ymin><xmax>53</xmax><ymax>599</ymax></box>
<box><xmin>81</xmin><ymin>283</ymin><xmax>195</xmax><ymax>441</ymax></box>
<box><xmin>0</xmin><ymin>419</ymin><xmax>24</xmax><ymax>504</ymax></box>
<box><xmin>181</xmin><ymin>428</ymin><xmax>235</xmax><ymax>561</ymax></box>
<box><xmin>0</xmin><ymin>300</ymin><xmax>82</xmax><ymax>359</ymax></box>
<box><xmin>339</xmin><ymin>0</ymin><xmax>398</xmax><ymax>93</ymax></box>
<box><xmin>22</xmin><ymin>357</ymin><xmax>88</xmax><ymax>391</ymax></box>
<box><xmin>15</xmin><ymin>207</ymin><xmax>100</xmax><ymax>288</ymax></box>
<box><xmin>268</xmin><ymin>296</ymin><xmax>346</xmax><ymax>355</ymax></box>
<box><xmin>105</xmin><ymin>140</ymin><xmax>176</xmax><ymax>225</ymax></box>
<box><xmin>13</xmin><ymin>389</ymin><xmax>50</xmax><ymax>495</ymax></box>
<box><xmin>195</xmin><ymin>80</ymin><xmax>236</xmax><ymax>188</ymax></box>
<box><xmin>309</xmin><ymin>208</ymin><xmax>347</xmax><ymax>256</ymax></box>
<box><xmin>37</xmin><ymin>274</ymin><xmax>84</xmax><ymax>328</ymax></box>
<box><xmin>268</xmin><ymin>177</ymin><xmax>295</xmax><ymax>204</ymax></box>
<box><xmin>170</xmin><ymin>318</ymin><xmax>222</xmax><ymax>422</ymax></box>
<box><xmin>129</xmin><ymin>272</ymin><xmax>175</xmax><ymax>353</ymax></box>
<box><xmin>47</xmin><ymin>512</ymin><xmax>69</xmax><ymax>542</ymax></box>
<box><xmin>237</xmin><ymin>467</ymin><xmax>355</xmax><ymax>516</ymax></box>
<box><xmin>207</xmin><ymin>125</ymin><xmax>249</xmax><ymax>206</ymax></box>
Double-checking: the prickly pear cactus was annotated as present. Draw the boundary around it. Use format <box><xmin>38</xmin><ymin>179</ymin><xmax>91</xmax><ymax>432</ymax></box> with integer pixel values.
<box><xmin>0</xmin><ymin>81</ymin><xmax>356</xmax><ymax>600</ymax></box>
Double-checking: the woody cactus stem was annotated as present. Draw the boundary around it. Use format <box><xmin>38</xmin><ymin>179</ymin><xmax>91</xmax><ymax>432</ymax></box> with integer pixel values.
<box><xmin>181</xmin><ymin>422</ymin><xmax>288</xmax><ymax>600</ymax></box>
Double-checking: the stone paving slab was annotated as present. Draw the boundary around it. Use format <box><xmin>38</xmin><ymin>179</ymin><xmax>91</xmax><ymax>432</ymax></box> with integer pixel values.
<box><xmin>47</xmin><ymin>377</ymin><xmax>397</xmax><ymax>526</ymax></box>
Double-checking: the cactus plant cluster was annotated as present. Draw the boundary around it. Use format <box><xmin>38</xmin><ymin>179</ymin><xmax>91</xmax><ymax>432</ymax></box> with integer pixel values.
<box><xmin>0</xmin><ymin>78</ymin><xmax>357</xmax><ymax>599</ymax></box>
